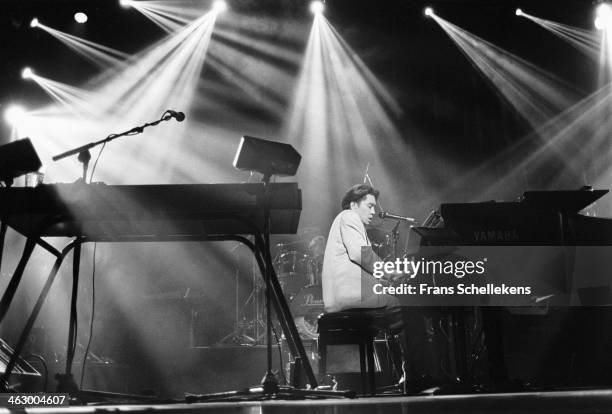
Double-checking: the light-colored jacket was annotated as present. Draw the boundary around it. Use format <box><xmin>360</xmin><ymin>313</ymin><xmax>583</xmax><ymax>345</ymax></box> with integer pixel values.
<box><xmin>321</xmin><ymin>210</ymin><xmax>380</xmax><ymax>312</ymax></box>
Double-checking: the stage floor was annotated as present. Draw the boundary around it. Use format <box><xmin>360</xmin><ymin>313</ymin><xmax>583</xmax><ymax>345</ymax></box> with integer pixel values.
<box><xmin>6</xmin><ymin>389</ymin><xmax>612</xmax><ymax>414</ymax></box>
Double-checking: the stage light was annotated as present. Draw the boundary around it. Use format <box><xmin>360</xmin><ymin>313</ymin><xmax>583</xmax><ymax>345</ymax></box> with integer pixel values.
<box><xmin>0</xmin><ymin>138</ymin><xmax>42</xmax><ymax>186</ymax></box>
<box><xmin>596</xmin><ymin>3</ymin><xmax>612</xmax><ymax>30</ymax></box>
<box><xmin>119</xmin><ymin>0</ymin><xmax>133</xmax><ymax>8</ymax></box>
<box><xmin>424</xmin><ymin>7</ymin><xmax>434</xmax><ymax>17</ymax></box>
<box><xmin>4</xmin><ymin>105</ymin><xmax>27</xmax><ymax>126</ymax></box>
<box><xmin>212</xmin><ymin>0</ymin><xmax>227</xmax><ymax>13</ymax></box>
<box><xmin>233</xmin><ymin>136</ymin><xmax>301</xmax><ymax>177</ymax></box>
<box><xmin>597</xmin><ymin>3</ymin><xmax>612</xmax><ymax>16</ymax></box>
<box><xmin>21</xmin><ymin>67</ymin><xmax>33</xmax><ymax>80</ymax></box>
<box><xmin>30</xmin><ymin>18</ymin><xmax>39</xmax><ymax>28</ymax></box>
<box><xmin>74</xmin><ymin>12</ymin><xmax>88</xmax><ymax>23</ymax></box>
<box><xmin>310</xmin><ymin>1</ymin><xmax>324</xmax><ymax>15</ymax></box>
<box><xmin>515</xmin><ymin>8</ymin><xmax>523</xmax><ymax>16</ymax></box>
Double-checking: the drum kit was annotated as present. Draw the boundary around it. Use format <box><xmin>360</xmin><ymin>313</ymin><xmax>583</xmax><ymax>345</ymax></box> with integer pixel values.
<box><xmin>275</xmin><ymin>234</ymin><xmax>326</xmax><ymax>340</ymax></box>
<box><xmin>217</xmin><ymin>231</ymin><xmax>326</xmax><ymax>345</ymax></box>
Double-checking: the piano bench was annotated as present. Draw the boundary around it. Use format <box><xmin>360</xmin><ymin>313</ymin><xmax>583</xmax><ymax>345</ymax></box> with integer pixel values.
<box><xmin>317</xmin><ymin>308</ymin><xmax>404</xmax><ymax>395</ymax></box>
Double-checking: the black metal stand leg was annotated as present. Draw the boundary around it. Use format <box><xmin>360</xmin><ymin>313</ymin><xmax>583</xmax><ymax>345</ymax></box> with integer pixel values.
<box><xmin>259</xmin><ymin>178</ymin><xmax>279</xmax><ymax>395</ymax></box>
<box><xmin>359</xmin><ymin>343</ymin><xmax>367</xmax><ymax>394</ymax></box>
<box><xmin>67</xmin><ymin>242</ymin><xmax>81</xmax><ymax>374</ymax></box>
<box><xmin>366</xmin><ymin>340</ymin><xmax>376</xmax><ymax>395</ymax></box>
<box><xmin>0</xmin><ymin>237</ymin><xmax>37</xmax><ymax>325</ymax></box>
<box><xmin>482</xmin><ymin>307</ymin><xmax>508</xmax><ymax>386</ymax></box>
<box><xmin>250</xmin><ymin>235</ymin><xmax>318</xmax><ymax>388</ymax></box>
<box><xmin>0</xmin><ymin>221</ymin><xmax>8</xmax><ymax>275</ymax></box>
<box><xmin>266</xmin><ymin>259</ymin><xmax>318</xmax><ymax>386</ymax></box>
<box><xmin>319</xmin><ymin>342</ymin><xmax>327</xmax><ymax>381</ymax></box>
<box><xmin>57</xmin><ymin>241</ymin><xmax>82</xmax><ymax>393</ymax></box>
<box><xmin>0</xmin><ymin>241</ymin><xmax>75</xmax><ymax>387</ymax></box>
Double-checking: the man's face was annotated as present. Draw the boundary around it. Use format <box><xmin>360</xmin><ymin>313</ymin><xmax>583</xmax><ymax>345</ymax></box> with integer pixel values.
<box><xmin>350</xmin><ymin>194</ymin><xmax>377</xmax><ymax>225</ymax></box>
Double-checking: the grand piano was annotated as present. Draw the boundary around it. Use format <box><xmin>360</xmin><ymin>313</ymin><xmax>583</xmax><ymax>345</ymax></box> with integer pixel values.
<box><xmin>408</xmin><ymin>188</ymin><xmax>612</xmax><ymax>389</ymax></box>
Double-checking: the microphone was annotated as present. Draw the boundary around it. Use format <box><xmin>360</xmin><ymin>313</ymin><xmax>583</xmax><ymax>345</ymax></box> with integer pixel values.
<box><xmin>166</xmin><ymin>110</ymin><xmax>185</xmax><ymax>122</ymax></box>
<box><xmin>379</xmin><ymin>211</ymin><xmax>416</xmax><ymax>223</ymax></box>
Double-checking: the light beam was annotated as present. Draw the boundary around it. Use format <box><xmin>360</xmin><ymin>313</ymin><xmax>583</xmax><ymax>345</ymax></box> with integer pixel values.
<box><xmin>284</xmin><ymin>13</ymin><xmax>421</xmax><ymax>226</ymax></box>
<box><xmin>33</xmin><ymin>20</ymin><xmax>129</xmax><ymax>68</ymax></box>
<box><xmin>428</xmin><ymin>13</ymin><xmax>578</xmax><ymax>131</ymax></box>
<box><xmin>518</xmin><ymin>9</ymin><xmax>599</xmax><ymax>59</ymax></box>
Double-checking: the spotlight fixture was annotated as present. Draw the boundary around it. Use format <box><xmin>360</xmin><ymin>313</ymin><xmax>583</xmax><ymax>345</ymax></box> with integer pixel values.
<box><xmin>233</xmin><ymin>135</ymin><xmax>301</xmax><ymax>178</ymax></box>
<box><xmin>119</xmin><ymin>0</ymin><xmax>133</xmax><ymax>8</ymax></box>
<box><xmin>4</xmin><ymin>105</ymin><xmax>27</xmax><ymax>126</ymax></box>
<box><xmin>74</xmin><ymin>12</ymin><xmax>88</xmax><ymax>23</ymax></box>
<box><xmin>596</xmin><ymin>3</ymin><xmax>612</xmax><ymax>30</ymax></box>
<box><xmin>212</xmin><ymin>0</ymin><xmax>228</xmax><ymax>13</ymax></box>
<box><xmin>310</xmin><ymin>0</ymin><xmax>324</xmax><ymax>15</ymax></box>
<box><xmin>515</xmin><ymin>8</ymin><xmax>523</xmax><ymax>16</ymax></box>
<box><xmin>30</xmin><ymin>18</ymin><xmax>39</xmax><ymax>28</ymax></box>
<box><xmin>424</xmin><ymin>7</ymin><xmax>434</xmax><ymax>17</ymax></box>
<box><xmin>598</xmin><ymin>3</ymin><xmax>612</xmax><ymax>15</ymax></box>
<box><xmin>21</xmin><ymin>67</ymin><xmax>33</xmax><ymax>80</ymax></box>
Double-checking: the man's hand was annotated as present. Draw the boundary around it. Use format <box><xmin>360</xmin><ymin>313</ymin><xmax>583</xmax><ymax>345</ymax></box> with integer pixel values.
<box><xmin>378</xmin><ymin>270</ymin><xmax>407</xmax><ymax>286</ymax></box>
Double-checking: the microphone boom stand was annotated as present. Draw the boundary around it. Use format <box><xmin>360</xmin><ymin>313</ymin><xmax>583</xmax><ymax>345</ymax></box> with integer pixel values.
<box><xmin>53</xmin><ymin>112</ymin><xmax>179</xmax><ymax>181</ymax></box>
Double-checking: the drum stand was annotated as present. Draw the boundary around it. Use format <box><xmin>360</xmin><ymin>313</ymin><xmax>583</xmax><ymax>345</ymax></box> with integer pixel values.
<box><xmin>218</xmin><ymin>259</ymin><xmax>267</xmax><ymax>346</ymax></box>
<box><xmin>217</xmin><ymin>260</ymin><xmax>258</xmax><ymax>346</ymax></box>
<box><xmin>217</xmin><ymin>244</ymin><xmax>282</xmax><ymax>347</ymax></box>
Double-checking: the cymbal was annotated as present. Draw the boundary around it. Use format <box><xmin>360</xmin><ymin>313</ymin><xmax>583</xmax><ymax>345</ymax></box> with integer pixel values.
<box><xmin>276</xmin><ymin>239</ymin><xmax>309</xmax><ymax>248</ymax></box>
<box><xmin>298</xmin><ymin>226</ymin><xmax>322</xmax><ymax>235</ymax></box>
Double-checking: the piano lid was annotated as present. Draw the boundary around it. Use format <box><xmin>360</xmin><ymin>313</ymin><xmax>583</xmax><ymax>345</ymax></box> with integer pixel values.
<box><xmin>436</xmin><ymin>189</ymin><xmax>610</xmax><ymax>245</ymax></box>
<box><xmin>521</xmin><ymin>189</ymin><xmax>608</xmax><ymax>213</ymax></box>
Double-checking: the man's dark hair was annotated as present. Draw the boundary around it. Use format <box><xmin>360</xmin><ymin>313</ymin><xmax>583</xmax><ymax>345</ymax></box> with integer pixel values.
<box><xmin>341</xmin><ymin>184</ymin><xmax>379</xmax><ymax>210</ymax></box>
